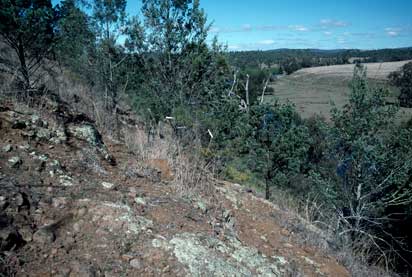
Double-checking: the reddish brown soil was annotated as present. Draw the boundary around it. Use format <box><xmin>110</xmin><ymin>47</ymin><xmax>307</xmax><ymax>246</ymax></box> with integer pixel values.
<box><xmin>0</xmin><ymin>98</ymin><xmax>350</xmax><ymax>276</ymax></box>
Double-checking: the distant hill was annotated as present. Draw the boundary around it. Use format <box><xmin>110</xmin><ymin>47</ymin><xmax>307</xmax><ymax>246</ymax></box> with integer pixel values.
<box><xmin>227</xmin><ymin>47</ymin><xmax>412</xmax><ymax>72</ymax></box>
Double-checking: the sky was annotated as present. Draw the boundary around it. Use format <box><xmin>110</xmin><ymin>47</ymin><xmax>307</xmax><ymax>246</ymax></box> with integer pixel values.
<box><xmin>52</xmin><ymin>0</ymin><xmax>412</xmax><ymax>51</ymax></box>
<box><xmin>124</xmin><ymin>0</ymin><xmax>412</xmax><ymax>51</ymax></box>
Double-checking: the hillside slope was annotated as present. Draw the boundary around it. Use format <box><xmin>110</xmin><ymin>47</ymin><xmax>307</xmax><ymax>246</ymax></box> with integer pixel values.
<box><xmin>0</xmin><ymin>94</ymin><xmax>355</xmax><ymax>276</ymax></box>
<box><xmin>269</xmin><ymin>60</ymin><xmax>412</xmax><ymax>120</ymax></box>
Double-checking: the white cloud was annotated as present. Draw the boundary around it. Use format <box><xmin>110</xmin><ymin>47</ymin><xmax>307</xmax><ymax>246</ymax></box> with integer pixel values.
<box><xmin>385</xmin><ymin>27</ymin><xmax>401</xmax><ymax>37</ymax></box>
<box><xmin>320</xmin><ymin>19</ymin><xmax>348</xmax><ymax>28</ymax></box>
<box><xmin>323</xmin><ymin>31</ymin><xmax>333</xmax><ymax>36</ymax></box>
<box><xmin>258</xmin><ymin>39</ymin><xmax>275</xmax><ymax>45</ymax></box>
<box><xmin>289</xmin><ymin>25</ymin><xmax>309</xmax><ymax>32</ymax></box>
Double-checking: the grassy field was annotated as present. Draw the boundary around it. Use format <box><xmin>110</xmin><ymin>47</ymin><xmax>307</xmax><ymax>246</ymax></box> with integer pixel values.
<box><xmin>268</xmin><ymin>60</ymin><xmax>412</xmax><ymax>121</ymax></box>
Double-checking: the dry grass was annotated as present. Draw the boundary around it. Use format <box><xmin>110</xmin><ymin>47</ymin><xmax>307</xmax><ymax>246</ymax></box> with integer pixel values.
<box><xmin>268</xmin><ymin>60</ymin><xmax>412</xmax><ymax>121</ymax></box>
<box><xmin>123</xmin><ymin>124</ymin><xmax>214</xmax><ymax>197</ymax></box>
<box><xmin>295</xmin><ymin>60</ymin><xmax>411</xmax><ymax>80</ymax></box>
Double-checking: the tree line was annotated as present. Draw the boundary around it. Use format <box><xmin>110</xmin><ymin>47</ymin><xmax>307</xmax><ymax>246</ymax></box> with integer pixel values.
<box><xmin>228</xmin><ymin>48</ymin><xmax>412</xmax><ymax>75</ymax></box>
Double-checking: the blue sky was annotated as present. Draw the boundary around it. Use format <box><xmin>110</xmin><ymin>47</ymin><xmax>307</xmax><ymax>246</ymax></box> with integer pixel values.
<box><xmin>124</xmin><ymin>0</ymin><xmax>412</xmax><ymax>50</ymax></box>
<box><xmin>53</xmin><ymin>0</ymin><xmax>412</xmax><ymax>50</ymax></box>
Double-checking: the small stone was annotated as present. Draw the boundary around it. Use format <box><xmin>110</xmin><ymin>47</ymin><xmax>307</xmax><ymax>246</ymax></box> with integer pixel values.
<box><xmin>196</xmin><ymin>201</ymin><xmax>208</xmax><ymax>214</ymax></box>
<box><xmin>19</xmin><ymin>227</ymin><xmax>33</xmax><ymax>242</ymax></box>
<box><xmin>59</xmin><ymin>175</ymin><xmax>74</xmax><ymax>187</ymax></box>
<box><xmin>76</xmin><ymin>207</ymin><xmax>88</xmax><ymax>217</ymax></box>
<box><xmin>31</xmin><ymin>115</ymin><xmax>41</xmax><ymax>125</ymax></box>
<box><xmin>19</xmin><ymin>144</ymin><xmax>30</xmax><ymax>151</ymax></box>
<box><xmin>15</xmin><ymin>193</ymin><xmax>25</xmax><ymax>206</ymax></box>
<box><xmin>33</xmin><ymin>228</ymin><xmax>55</xmax><ymax>244</ymax></box>
<box><xmin>21</xmin><ymin>130</ymin><xmax>35</xmax><ymax>138</ymax></box>
<box><xmin>130</xmin><ymin>258</ymin><xmax>142</xmax><ymax>269</ymax></box>
<box><xmin>101</xmin><ymin>182</ymin><xmax>116</xmax><ymax>190</ymax></box>
<box><xmin>223</xmin><ymin>209</ymin><xmax>232</xmax><ymax>221</ymax></box>
<box><xmin>52</xmin><ymin>197</ymin><xmax>67</xmax><ymax>208</ymax></box>
<box><xmin>73</xmin><ymin>222</ymin><xmax>81</xmax><ymax>233</ymax></box>
<box><xmin>8</xmin><ymin>156</ymin><xmax>22</xmax><ymax>168</ymax></box>
<box><xmin>36</xmin><ymin>128</ymin><xmax>52</xmax><ymax>140</ymax></box>
<box><xmin>134</xmin><ymin>197</ymin><xmax>146</xmax><ymax>206</ymax></box>
<box><xmin>2</xmin><ymin>144</ymin><xmax>12</xmax><ymax>152</ymax></box>
<box><xmin>38</xmin><ymin>154</ymin><xmax>49</xmax><ymax>162</ymax></box>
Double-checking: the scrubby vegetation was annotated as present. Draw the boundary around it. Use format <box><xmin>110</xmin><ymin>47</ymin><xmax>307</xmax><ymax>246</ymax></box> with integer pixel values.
<box><xmin>390</xmin><ymin>61</ymin><xmax>412</xmax><ymax>108</ymax></box>
<box><xmin>1</xmin><ymin>0</ymin><xmax>412</xmax><ymax>275</ymax></box>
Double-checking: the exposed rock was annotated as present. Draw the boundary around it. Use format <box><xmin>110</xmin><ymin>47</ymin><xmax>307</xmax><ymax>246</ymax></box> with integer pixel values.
<box><xmin>2</xmin><ymin>144</ymin><xmax>12</xmax><ymax>152</ymax></box>
<box><xmin>8</xmin><ymin>156</ymin><xmax>22</xmax><ymax>168</ymax></box>
<box><xmin>52</xmin><ymin>197</ymin><xmax>68</xmax><ymax>209</ymax></box>
<box><xmin>18</xmin><ymin>144</ymin><xmax>31</xmax><ymax>151</ymax></box>
<box><xmin>50</xmin><ymin>127</ymin><xmax>67</xmax><ymax>144</ymax></box>
<box><xmin>18</xmin><ymin>226</ymin><xmax>33</xmax><ymax>242</ymax></box>
<box><xmin>153</xmin><ymin>233</ymin><xmax>287</xmax><ymax>276</ymax></box>
<box><xmin>67</xmin><ymin>124</ymin><xmax>115</xmax><ymax>165</ymax></box>
<box><xmin>129</xmin><ymin>258</ymin><xmax>142</xmax><ymax>269</ymax></box>
<box><xmin>196</xmin><ymin>200</ymin><xmax>208</xmax><ymax>214</ymax></box>
<box><xmin>86</xmin><ymin>201</ymin><xmax>153</xmax><ymax>237</ymax></box>
<box><xmin>73</xmin><ymin>221</ymin><xmax>83</xmax><ymax>233</ymax></box>
<box><xmin>134</xmin><ymin>197</ymin><xmax>146</xmax><ymax>206</ymax></box>
<box><xmin>31</xmin><ymin>114</ymin><xmax>40</xmax><ymax>124</ymax></box>
<box><xmin>59</xmin><ymin>175</ymin><xmax>74</xmax><ymax>187</ymax></box>
<box><xmin>36</xmin><ymin>127</ymin><xmax>52</xmax><ymax>141</ymax></box>
<box><xmin>33</xmin><ymin>228</ymin><xmax>55</xmax><ymax>244</ymax></box>
<box><xmin>101</xmin><ymin>182</ymin><xmax>116</xmax><ymax>190</ymax></box>
<box><xmin>15</xmin><ymin>192</ymin><xmax>26</xmax><ymax>207</ymax></box>
<box><xmin>21</xmin><ymin>130</ymin><xmax>35</xmax><ymax>138</ymax></box>
<box><xmin>48</xmin><ymin>159</ymin><xmax>64</xmax><ymax>176</ymax></box>
<box><xmin>69</xmin><ymin>260</ymin><xmax>96</xmax><ymax>277</ymax></box>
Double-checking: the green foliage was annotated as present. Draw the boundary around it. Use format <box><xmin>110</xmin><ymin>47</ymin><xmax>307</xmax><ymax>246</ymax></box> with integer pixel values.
<box><xmin>389</xmin><ymin>61</ymin><xmax>412</xmax><ymax>107</ymax></box>
<box><xmin>55</xmin><ymin>0</ymin><xmax>95</xmax><ymax>74</ymax></box>
<box><xmin>0</xmin><ymin>0</ymin><xmax>56</xmax><ymax>89</ymax></box>
<box><xmin>91</xmin><ymin>0</ymin><xmax>127</xmax><ymax>110</ymax></box>
<box><xmin>129</xmin><ymin>0</ymin><xmax>229</xmax><ymax>127</ymax></box>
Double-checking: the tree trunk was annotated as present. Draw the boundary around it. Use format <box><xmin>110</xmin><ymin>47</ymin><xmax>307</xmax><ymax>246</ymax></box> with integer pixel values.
<box><xmin>265</xmin><ymin>176</ymin><xmax>270</xmax><ymax>200</ymax></box>
<box><xmin>17</xmin><ymin>40</ymin><xmax>30</xmax><ymax>89</ymax></box>
<box><xmin>245</xmin><ymin>74</ymin><xmax>250</xmax><ymax>107</ymax></box>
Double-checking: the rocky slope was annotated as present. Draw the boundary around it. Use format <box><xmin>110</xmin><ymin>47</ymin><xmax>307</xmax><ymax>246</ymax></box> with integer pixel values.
<box><xmin>0</xmin><ymin>94</ymin><xmax>350</xmax><ymax>276</ymax></box>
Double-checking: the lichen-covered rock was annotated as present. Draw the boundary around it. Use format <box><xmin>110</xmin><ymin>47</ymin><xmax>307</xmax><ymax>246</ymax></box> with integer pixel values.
<box><xmin>8</xmin><ymin>156</ymin><xmax>22</xmax><ymax>168</ymax></box>
<box><xmin>33</xmin><ymin>228</ymin><xmax>55</xmax><ymax>244</ymax></box>
<box><xmin>153</xmin><ymin>233</ymin><xmax>287</xmax><ymax>276</ymax></box>
<box><xmin>36</xmin><ymin>127</ymin><xmax>52</xmax><ymax>141</ymax></box>
<box><xmin>86</xmin><ymin>201</ymin><xmax>153</xmax><ymax>237</ymax></box>
<box><xmin>67</xmin><ymin>124</ymin><xmax>102</xmax><ymax>147</ymax></box>
<box><xmin>2</xmin><ymin>144</ymin><xmax>12</xmax><ymax>152</ymax></box>
<box><xmin>50</xmin><ymin>127</ymin><xmax>67</xmax><ymax>144</ymax></box>
<box><xmin>101</xmin><ymin>182</ymin><xmax>116</xmax><ymax>190</ymax></box>
<box><xmin>67</xmin><ymin>124</ymin><xmax>115</xmax><ymax>165</ymax></box>
<box><xmin>59</xmin><ymin>175</ymin><xmax>74</xmax><ymax>187</ymax></box>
